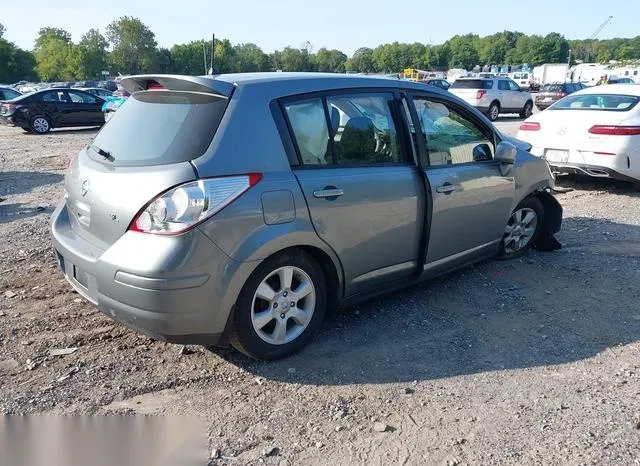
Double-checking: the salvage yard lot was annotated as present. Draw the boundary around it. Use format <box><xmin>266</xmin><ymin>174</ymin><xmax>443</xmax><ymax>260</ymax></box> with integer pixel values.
<box><xmin>1</xmin><ymin>122</ymin><xmax>639</xmax><ymax>465</ymax></box>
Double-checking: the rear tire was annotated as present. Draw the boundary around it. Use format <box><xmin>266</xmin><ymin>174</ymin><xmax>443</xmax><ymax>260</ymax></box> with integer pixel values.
<box><xmin>500</xmin><ymin>196</ymin><xmax>545</xmax><ymax>259</ymax></box>
<box><xmin>520</xmin><ymin>101</ymin><xmax>533</xmax><ymax>119</ymax></box>
<box><xmin>230</xmin><ymin>250</ymin><xmax>327</xmax><ymax>360</ymax></box>
<box><xmin>487</xmin><ymin>102</ymin><xmax>500</xmax><ymax>121</ymax></box>
<box><xmin>30</xmin><ymin>116</ymin><xmax>51</xmax><ymax>134</ymax></box>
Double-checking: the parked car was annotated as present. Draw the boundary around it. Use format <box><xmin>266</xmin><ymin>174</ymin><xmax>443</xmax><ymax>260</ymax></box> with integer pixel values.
<box><xmin>50</xmin><ymin>73</ymin><xmax>562</xmax><ymax>360</ymax></box>
<box><xmin>535</xmin><ymin>82</ymin><xmax>585</xmax><ymax>110</ymax></box>
<box><xmin>73</xmin><ymin>81</ymin><xmax>99</xmax><ymax>88</ymax></box>
<box><xmin>97</xmin><ymin>80</ymin><xmax>118</xmax><ymax>92</ymax></box>
<box><xmin>0</xmin><ymin>86</ymin><xmax>21</xmax><ymax>101</ymax></box>
<box><xmin>0</xmin><ymin>88</ymin><xmax>105</xmax><ymax>134</ymax></box>
<box><xmin>608</xmin><ymin>77</ymin><xmax>636</xmax><ymax>85</ymax></box>
<box><xmin>450</xmin><ymin>77</ymin><xmax>534</xmax><ymax>121</ymax></box>
<box><xmin>425</xmin><ymin>78</ymin><xmax>450</xmax><ymax>91</ymax></box>
<box><xmin>79</xmin><ymin>87</ymin><xmax>114</xmax><ymax>99</ymax></box>
<box><xmin>517</xmin><ymin>84</ymin><xmax>640</xmax><ymax>183</ymax></box>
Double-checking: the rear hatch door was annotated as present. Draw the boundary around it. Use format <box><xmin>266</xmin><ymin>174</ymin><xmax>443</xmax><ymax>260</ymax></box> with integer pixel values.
<box><xmin>64</xmin><ymin>75</ymin><xmax>232</xmax><ymax>249</ymax></box>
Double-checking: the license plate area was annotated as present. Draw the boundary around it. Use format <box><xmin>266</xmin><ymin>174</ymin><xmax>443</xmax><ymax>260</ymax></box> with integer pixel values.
<box><xmin>544</xmin><ymin>149</ymin><xmax>569</xmax><ymax>164</ymax></box>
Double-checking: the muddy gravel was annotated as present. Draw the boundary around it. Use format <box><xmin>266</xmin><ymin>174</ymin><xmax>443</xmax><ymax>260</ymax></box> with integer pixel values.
<box><xmin>1</xmin><ymin>122</ymin><xmax>639</xmax><ymax>465</ymax></box>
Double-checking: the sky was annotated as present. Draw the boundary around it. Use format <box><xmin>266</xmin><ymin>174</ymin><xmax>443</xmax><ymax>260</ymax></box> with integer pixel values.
<box><xmin>2</xmin><ymin>1</ymin><xmax>638</xmax><ymax>55</ymax></box>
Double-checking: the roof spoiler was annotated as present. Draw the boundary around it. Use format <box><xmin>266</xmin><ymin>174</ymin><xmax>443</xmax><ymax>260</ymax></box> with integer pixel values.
<box><xmin>120</xmin><ymin>74</ymin><xmax>234</xmax><ymax>98</ymax></box>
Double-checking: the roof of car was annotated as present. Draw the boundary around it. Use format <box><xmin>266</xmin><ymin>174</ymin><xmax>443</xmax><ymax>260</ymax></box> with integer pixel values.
<box><xmin>575</xmin><ymin>84</ymin><xmax>640</xmax><ymax>96</ymax></box>
<box><xmin>209</xmin><ymin>72</ymin><xmax>439</xmax><ymax>91</ymax></box>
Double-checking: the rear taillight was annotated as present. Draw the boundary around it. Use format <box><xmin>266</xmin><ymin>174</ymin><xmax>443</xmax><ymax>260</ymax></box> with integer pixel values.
<box><xmin>476</xmin><ymin>90</ymin><xmax>487</xmax><ymax>99</ymax></box>
<box><xmin>519</xmin><ymin>122</ymin><xmax>541</xmax><ymax>131</ymax></box>
<box><xmin>588</xmin><ymin>125</ymin><xmax>640</xmax><ymax>136</ymax></box>
<box><xmin>1</xmin><ymin>103</ymin><xmax>17</xmax><ymax>115</ymax></box>
<box><xmin>129</xmin><ymin>174</ymin><xmax>262</xmax><ymax>235</ymax></box>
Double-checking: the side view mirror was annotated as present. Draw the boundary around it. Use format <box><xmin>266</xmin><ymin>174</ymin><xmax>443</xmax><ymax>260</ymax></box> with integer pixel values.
<box><xmin>495</xmin><ymin>141</ymin><xmax>517</xmax><ymax>176</ymax></box>
<box><xmin>495</xmin><ymin>141</ymin><xmax>517</xmax><ymax>164</ymax></box>
<box><xmin>472</xmin><ymin>143</ymin><xmax>492</xmax><ymax>161</ymax></box>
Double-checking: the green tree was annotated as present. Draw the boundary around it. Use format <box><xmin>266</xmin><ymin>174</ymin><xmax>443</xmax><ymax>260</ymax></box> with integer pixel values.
<box><xmin>346</xmin><ymin>47</ymin><xmax>375</xmax><ymax>73</ymax></box>
<box><xmin>314</xmin><ymin>48</ymin><xmax>347</xmax><ymax>73</ymax></box>
<box><xmin>170</xmin><ymin>40</ymin><xmax>209</xmax><ymax>75</ymax></box>
<box><xmin>33</xmin><ymin>27</ymin><xmax>81</xmax><ymax>81</ymax></box>
<box><xmin>34</xmin><ymin>27</ymin><xmax>72</xmax><ymax>51</ymax></box>
<box><xmin>0</xmin><ymin>37</ymin><xmax>37</xmax><ymax>82</ymax></box>
<box><xmin>271</xmin><ymin>47</ymin><xmax>314</xmax><ymax>72</ymax></box>
<box><xmin>233</xmin><ymin>43</ymin><xmax>271</xmax><ymax>72</ymax></box>
<box><xmin>447</xmin><ymin>34</ymin><xmax>479</xmax><ymax>69</ymax></box>
<box><xmin>78</xmin><ymin>29</ymin><xmax>108</xmax><ymax>79</ymax></box>
<box><xmin>106</xmin><ymin>16</ymin><xmax>157</xmax><ymax>74</ymax></box>
<box><xmin>0</xmin><ymin>23</ymin><xmax>5</xmax><ymax>38</ymax></box>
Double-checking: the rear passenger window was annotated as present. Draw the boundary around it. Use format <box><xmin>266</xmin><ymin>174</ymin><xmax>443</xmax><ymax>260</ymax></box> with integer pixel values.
<box><xmin>283</xmin><ymin>98</ymin><xmax>331</xmax><ymax>165</ymax></box>
<box><xmin>327</xmin><ymin>94</ymin><xmax>401</xmax><ymax>165</ymax></box>
<box><xmin>41</xmin><ymin>91</ymin><xmax>60</xmax><ymax>102</ymax></box>
<box><xmin>284</xmin><ymin>93</ymin><xmax>403</xmax><ymax>166</ymax></box>
<box><xmin>498</xmin><ymin>80</ymin><xmax>510</xmax><ymax>91</ymax></box>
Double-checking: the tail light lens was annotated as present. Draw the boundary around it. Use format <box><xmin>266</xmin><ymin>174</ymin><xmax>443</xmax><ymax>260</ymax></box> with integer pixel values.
<box><xmin>519</xmin><ymin>122</ymin><xmax>541</xmax><ymax>131</ymax></box>
<box><xmin>476</xmin><ymin>90</ymin><xmax>487</xmax><ymax>99</ymax></box>
<box><xmin>588</xmin><ymin>125</ymin><xmax>640</xmax><ymax>136</ymax></box>
<box><xmin>129</xmin><ymin>174</ymin><xmax>262</xmax><ymax>235</ymax></box>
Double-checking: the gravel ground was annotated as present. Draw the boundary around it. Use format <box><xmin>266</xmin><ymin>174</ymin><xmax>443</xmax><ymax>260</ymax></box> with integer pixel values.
<box><xmin>1</xmin><ymin>120</ymin><xmax>639</xmax><ymax>465</ymax></box>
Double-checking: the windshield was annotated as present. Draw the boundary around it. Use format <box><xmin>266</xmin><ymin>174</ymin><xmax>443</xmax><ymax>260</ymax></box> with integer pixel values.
<box><xmin>90</xmin><ymin>90</ymin><xmax>227</xmax><ymax>166</ymax></box>
<box><xmin>451</xmin><ymin>80</ymin><xmax>493</xmax><ymax>89</ymax></box>
<box><xmin>550</xmin><ymin>94</ymin><xmax>640</xmax><ymax>111</ymax></box>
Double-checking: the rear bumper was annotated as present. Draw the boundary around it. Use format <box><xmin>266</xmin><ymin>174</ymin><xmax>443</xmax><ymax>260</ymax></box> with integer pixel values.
<box><xmin>50</xmin><ymin>202</ymin><xmax>252</xmax><ymax>346</ymax></box>
<box><xmin>548</xmin><ymin>162</ymin><xmax>638</xmax><ymax>183</ymax></box>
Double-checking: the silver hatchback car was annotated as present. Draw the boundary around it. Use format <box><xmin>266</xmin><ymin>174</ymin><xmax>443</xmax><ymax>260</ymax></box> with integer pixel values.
<box><xmin>51</xmin><ymin>73</ymin><xmax>562</xmax><ymax>360</ymax></box>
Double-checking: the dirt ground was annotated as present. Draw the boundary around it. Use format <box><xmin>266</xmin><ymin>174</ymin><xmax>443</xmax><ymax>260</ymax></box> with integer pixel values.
<box><xmin>1</xmin><ymin>121</ymin><xmax>639</xmax><ymax>465</ymax></box>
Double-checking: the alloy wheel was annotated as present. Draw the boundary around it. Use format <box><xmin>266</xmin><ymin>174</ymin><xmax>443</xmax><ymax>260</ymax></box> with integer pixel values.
<box><xmin>251</xmin><ymin>266</ymin><xmax>316</xmax><ymax>345</ymax></box>
<box><xmin>503</xmin><ymin>208</ymin><xmax>538</xmax><ymax>254</ymax></box>
<box><xmin>33</xmin><ymin>117</ymin><xmax>49</xmax><ymax>133</ymax></box>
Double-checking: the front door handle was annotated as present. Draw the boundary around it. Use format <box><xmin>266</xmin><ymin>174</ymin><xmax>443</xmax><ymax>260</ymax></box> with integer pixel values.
<box><xmin>313</xmin><ymin>188</ymin><xmax>344</xmax><ymax>199</ymax></box>
<box><xmin>436</xmin><ymin>183</ymin><xmax>456</xmax><ymax>194</ymax></box>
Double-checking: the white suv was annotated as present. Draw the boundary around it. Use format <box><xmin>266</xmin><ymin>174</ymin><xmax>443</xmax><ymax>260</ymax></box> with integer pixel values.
<box><xmin>449</xmin><ymin>77</ymin><xmax>534</xmax><ymax>121</ymax></box>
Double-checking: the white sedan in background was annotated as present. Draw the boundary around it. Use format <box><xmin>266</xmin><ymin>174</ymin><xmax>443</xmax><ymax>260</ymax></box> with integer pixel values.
<box><xmin>517</xmin><ymin>84</ymin><xmax>640</xmax><ymax>184</ymax></box>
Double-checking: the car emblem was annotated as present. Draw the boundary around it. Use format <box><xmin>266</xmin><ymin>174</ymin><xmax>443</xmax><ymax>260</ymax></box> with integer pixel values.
<box><xmin>81</xmin><ymin>179</ymin><xmax>90</xmax><ymax>197</ymax></box>
<box><xmin>557</xmin><ymin>126</ymin><xmax>567</xmax><ymax>136</ymax></box>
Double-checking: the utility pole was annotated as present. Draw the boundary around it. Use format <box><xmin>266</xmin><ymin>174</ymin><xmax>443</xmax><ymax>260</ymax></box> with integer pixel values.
<box><xmin>210</xmin><ymin>34</ymin><xmax>215</xmax><ymax>75</ymax></box>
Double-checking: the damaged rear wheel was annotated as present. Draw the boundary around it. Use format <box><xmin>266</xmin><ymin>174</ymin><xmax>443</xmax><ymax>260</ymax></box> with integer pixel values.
<box><xmin>500</xmin><ymin>197</ymin><xmax>544</xmax><ymax>259</ymax></box>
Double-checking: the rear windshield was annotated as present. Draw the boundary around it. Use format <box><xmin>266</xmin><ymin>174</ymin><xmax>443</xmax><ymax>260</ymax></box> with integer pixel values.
<box><xmin>451</xmin><ymin>79</ymin><xmax>493</xmax><ymax>90</ymax></box>
<box><xmin>513</xmin><ymin>73</ymin><xmax>528</xmax><ymax>79</ymax></box>
<box><xmin>550</xmin><ymin>94</ymin><xmax>640</xmax><ymax>111</ymax></box>
<box><xmin>541</xmin><ymin>84</ymin><xmax>565</xmax><ymax>93</ymax></box>
<box><xmin>90</xmin><ymin>90</ymin><xmax>227</xmax><ymax>166</ymax></box>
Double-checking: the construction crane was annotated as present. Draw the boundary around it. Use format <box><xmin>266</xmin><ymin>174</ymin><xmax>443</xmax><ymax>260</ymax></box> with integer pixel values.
<box><xmin>589</xmin><ymin>16</ymin><xmax>613</xmax><ymax>40</ymax></box>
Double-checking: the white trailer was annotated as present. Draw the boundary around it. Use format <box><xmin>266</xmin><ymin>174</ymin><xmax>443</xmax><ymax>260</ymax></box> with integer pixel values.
<box><xmin>569</xmin><ymin>63</ymin><xmax>606</xmax><ymax>86</ymax></box>
<box><xmin>532</xmin><ymin>64</ymin><xmax>569</xmax><ymax>86</ymax></box>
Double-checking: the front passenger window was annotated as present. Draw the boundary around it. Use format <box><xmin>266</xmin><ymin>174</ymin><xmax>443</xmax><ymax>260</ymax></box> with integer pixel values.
<box><xmin>412</xmin><ymin>98</ymin><xmax>494</xmax><ymax>166</ymax></box>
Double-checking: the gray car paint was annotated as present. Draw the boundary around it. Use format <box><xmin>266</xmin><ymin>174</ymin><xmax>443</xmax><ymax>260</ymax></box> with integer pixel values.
<box><xmin>50</xmin><ymin>72</ymin><xmax>560</xmax><ymax>347</ymax></box>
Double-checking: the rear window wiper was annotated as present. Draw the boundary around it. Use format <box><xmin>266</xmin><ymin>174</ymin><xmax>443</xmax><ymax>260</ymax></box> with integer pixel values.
<box><xmin>88</xmin><ymin>142</ymin><xmax>114</xmax><ymax>162</ymax></box>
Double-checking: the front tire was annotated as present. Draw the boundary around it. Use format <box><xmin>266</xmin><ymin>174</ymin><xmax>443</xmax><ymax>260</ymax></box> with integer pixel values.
<box><xmin>487</xmin><ymin>102</ymin><xmax>500</xmax><ymax>121</ymax></box>
<box><xmin>230</xmin><ymin>250</ymin><xmax>327</xmax><ymax>360</ymax></box>
<box><xmin>520</xmin><ymin>101</ymin><xmax>533</xmax><ymax>119</ymax></box>
<box><xmin>30</xmin><ymin>116</ymin><xmax>51</xmax><ymax>134</ymax></box>
<box><xmin>500</xmin><ymin>197</ymin><xmax>545</xmax><ymax>259</ymax></box>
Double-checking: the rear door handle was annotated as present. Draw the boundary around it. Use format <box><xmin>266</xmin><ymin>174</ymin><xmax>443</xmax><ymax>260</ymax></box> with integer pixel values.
<box><xmin>436</xmin><ymin>184</ymin><xmax>456</xmax><ymax>194</ymax></box>
<box><xmin>313</xmin><ymin>188</ymin><xmax>344</xmax><ymax>199</ymax></box>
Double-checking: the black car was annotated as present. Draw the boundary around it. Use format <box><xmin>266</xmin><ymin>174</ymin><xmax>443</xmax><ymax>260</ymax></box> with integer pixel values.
<box><xmin>425</xmin><ymin>78</ymin><xmax>451</xmax><ymax>91</ymax></box>
<box><xmin>0</xmin><ymin>87</ymin><xmax>21</xmax><ymax>101</ymax></box>
<box><xmin>97</xmin><ymin>80</ymin><xmax>118</xmax><ymax>92</ymax></box>
<box><xmin>0</xmin><ymin>88</ymin><xmax>105</xmax><ymax>134</ymax></box>
<box><xmin>535</xmin><ymin>82</ymin><xmax>585</xmax><ymax>110</ymax></box>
